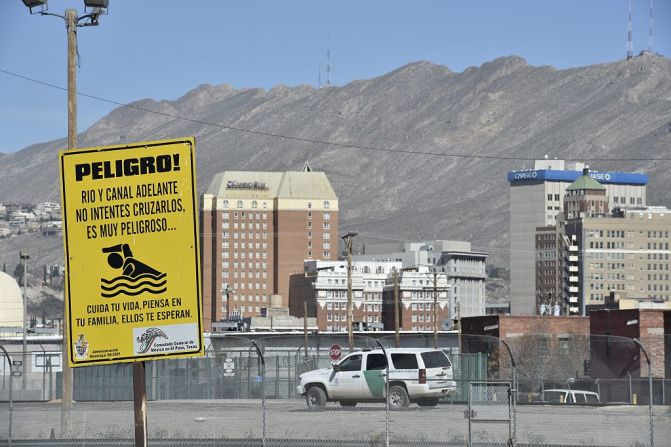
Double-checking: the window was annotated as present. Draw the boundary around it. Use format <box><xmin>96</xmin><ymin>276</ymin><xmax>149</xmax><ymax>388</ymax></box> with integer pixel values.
<box><xmin>391</xmin><ymin>353</ymin><xmax>418</xmax><ymax>369</ymax></box>
<box><xmin>323</xmin><ymin>201</ymin><xmax>330</xmax><ymax>209</ymax></box>
<box><xmin>338</xmin><ymin>354</ymin><xmax>362</xmax><ymax>372</ymax></box>
<box><xmin>366</xmin><ymin>354</ymin><xmax>388</xmax><ymax>370</ymax></box>
<box><xmin>237</xmin><ymin>200</ymin><xmax>243</xmax><ymax>208</ymax></box>
<box><xmin>421</xmin><ymin>351</ymin><xmax>451</xmax><ymax>368</ymax></box>
<box><xmin>252</xmin><ymin>201</ymin><xmax>257</xmax><ymax>209</ymax></box>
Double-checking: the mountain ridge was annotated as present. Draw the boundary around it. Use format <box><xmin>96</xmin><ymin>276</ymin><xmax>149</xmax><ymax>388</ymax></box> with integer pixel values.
<box><xmin>2</xmin><ymin>54</ymin><xmax>671</xmax><ymax>273</ymax></box>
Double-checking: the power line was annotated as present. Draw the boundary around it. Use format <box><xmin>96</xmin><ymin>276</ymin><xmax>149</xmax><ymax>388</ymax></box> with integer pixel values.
<box><xmin>3</xmin><ymin>68</ymin><xmax>671</xmax><ymax>162</ymax></box>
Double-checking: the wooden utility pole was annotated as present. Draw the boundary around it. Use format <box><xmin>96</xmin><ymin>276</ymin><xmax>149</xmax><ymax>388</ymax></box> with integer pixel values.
<box><xmin>303</xmin><ymin>301</ymin><xmax>308</xmax><ymax>359</ymax></box>
<box><xmin>61</xmin><ymin>9</ymin><xmax>77</xmax><ymax>437</ymax></box>
<box><xmin>432</xmin><ymin>272</ymin><xmax>438</xmax><ymax>349</ymax></box>
<box><xmin>341</xmin><ymin>232</ymin><xmax>357</xmax><ymax>351</ymax></box>
<box><xmin>393</xmin><ymin>268</ymin><xmax>400</xmax><ymax>348</ymax></box>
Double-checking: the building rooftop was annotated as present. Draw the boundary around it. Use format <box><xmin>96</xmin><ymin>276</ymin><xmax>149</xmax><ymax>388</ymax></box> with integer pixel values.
<box><xmin>205</xmin><ymin>170</ymin><xmax>337</xmax><ymax>200</ymax></box>
<box><xmin>566</xmin><ymin>170</ymin><xmax>606</xmax><ymax>191</ymax></box>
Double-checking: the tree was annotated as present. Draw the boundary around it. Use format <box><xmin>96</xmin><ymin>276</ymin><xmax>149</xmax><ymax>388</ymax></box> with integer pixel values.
<box><xmin>13</xmin><ymin>263</ymin><xmax>24</xmax><ymax>286</ymax></box>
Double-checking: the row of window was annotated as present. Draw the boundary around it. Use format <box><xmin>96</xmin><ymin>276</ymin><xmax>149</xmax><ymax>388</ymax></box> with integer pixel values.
<box><xmin>222</xmin><ymin>222</ymin><xmax>268</xmax><ymax>230</ymax></box>
<box><xmin>411</xmin><ymin>314</ymin><xmax>435</xmax><ymax>322</ymax></box>
<box><xmin>307</xmin><ymin>211</ymin><xmax>330</xmax><ymax>220</ymax></box>
<box><xmin>306</xmin><ymin>231</ymin><xmax>330</xmax><ymax>240</ymax></box>
<box><xmin>223</xmin><ymin>261</ymin><xmax>268</xmax><ymax>269</ymax></box>
<box><xmin>227</xmin><ymin>282</ymin><xmax>267</xmax><ymax>291</ymax></box>
<box><xmin>307</xmin><ymin>201</ymin><xmax>331</xmax><ymax>209</ymax></box>
<box><xmin>327</xmin><ymin>314</ymin><xmax>381</xmax><ymax>322</ymax></box>
<box><xmin>222</xmin><ymin>200</ymin><xmax>268</xmax><ymax>209</ymax></box>
<box><xmin>307</xmin><ymin>250</ymin><xmax>330</xmax><ymax>259</ymax></box>
<box><xmin>222</xmin><ymin>211</ymin><xmax>268</xmax><ymax>220</ymax></box>
<box><xmin>222</xmin><ymin>251</ymin><xmax>268</xmax><ymax>259</ymax></box>
<box><xmin>613</xmin><ymin>196</ymin><xmax>643</xmax><ymax>205</ymax></box>
<box><xmin>307</xmin><ymin>221</ymin><xmax>330</xmax><ymax>230</ymax></box>
<box><xmin>231</xmin><ymin>305</ymin><xmax>263</xmax><ymax>314</ymax></box>
<box><xmin>647</xmin><ymin>264</ymin><xmax>670</xmax><ymax>271</ymax></box>
<box><xmin>224</xmin><ymin>294</ymin><xmax>268</xmax><ymax>303</ymax></box>
<box><xmin>222</xmin><ymin>231</ymin><xmax>268</xmax><ymax>240</ymax></box>
<box><xmin>307</xmin><ymin>241</ymin><xmax>331</xmax><ymax>249</ymax></box>
<box><xmin>223</xmin><ymin>241</ymin><xmax>268</xmax><ymax>250</ymax></box>
<box><xmin>225</xmin><ymin>271</ymin><xmax>268</xmax><ymax>279</ymax></box>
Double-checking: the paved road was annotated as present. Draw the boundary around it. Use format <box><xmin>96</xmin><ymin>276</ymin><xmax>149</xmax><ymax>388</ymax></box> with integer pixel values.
<box><xmin>1</xmin><ymin>399</ymin><xmax>668</xmax><ymax>446</ymax></box>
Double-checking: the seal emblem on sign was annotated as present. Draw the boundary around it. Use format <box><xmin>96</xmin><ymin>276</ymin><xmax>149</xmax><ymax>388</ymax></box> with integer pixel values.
<box><xmin>74</xmin><ymin>334</ymin><xmax>89</xmax><ymax>360</ymax></box>
<box><xmin>136</xmin><ymin>327</ymin><xmax>168</xmax><ymax>354</ymax></box>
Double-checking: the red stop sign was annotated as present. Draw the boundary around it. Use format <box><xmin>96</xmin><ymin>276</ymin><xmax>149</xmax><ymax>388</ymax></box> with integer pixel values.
<box><xmin>329</xmin><ymin>344</ymin><xmax>342</xmax><ymax>361</ymax></box>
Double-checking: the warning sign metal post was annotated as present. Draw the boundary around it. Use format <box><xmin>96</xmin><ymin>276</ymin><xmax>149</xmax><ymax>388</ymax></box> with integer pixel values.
<box><xmin>59</xmin><ymin>137</ymin><xmax>203</xmax><ymax>446</ymax></box>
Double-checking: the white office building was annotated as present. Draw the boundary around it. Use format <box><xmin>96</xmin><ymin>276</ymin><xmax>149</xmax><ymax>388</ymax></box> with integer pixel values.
<box><xmin>353</xmin><ymin>240</ymin><xmax>487</xmax><ymax>319</ymax></box>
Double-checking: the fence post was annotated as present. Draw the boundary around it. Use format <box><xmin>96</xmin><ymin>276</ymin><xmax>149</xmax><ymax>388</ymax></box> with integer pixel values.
<box><xmin>374</xmin><ymin>339</ymin><xmax>390</xmax><ymax>447</ymax></box>
<box><xmin>633</xmin><ymin>338</ymin><xmax>654</xmax><ymax>447</ymax></box>
<box><xmin>251</xmin><ymin>341</ymin><xmax>266</xmax><ymax>447</ymax></box>
<box><xmin>500</xmin><ymin>339</ymin><xmax>516</xmax><ymax>447</ymax></box>
<box><xmin>1</xmin><ymin>345</ymin><xmax>14</xmax><ymax>447</ymax></box>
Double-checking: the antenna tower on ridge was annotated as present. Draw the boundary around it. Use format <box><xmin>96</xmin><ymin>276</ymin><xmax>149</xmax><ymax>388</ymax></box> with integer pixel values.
<box><xmin>326</xmin><ymin>49</ymin><xmax>331</xmax><ymax>87</ymax></box>
<box><xmin>627</xmin><ymin>0</ymin><xmax>634</xmax><ymax>60</ymax></box>
<box><xmin>648</xmin><ymin>0</ymin><xmax>654</xmax><ymax>53</ymax></box>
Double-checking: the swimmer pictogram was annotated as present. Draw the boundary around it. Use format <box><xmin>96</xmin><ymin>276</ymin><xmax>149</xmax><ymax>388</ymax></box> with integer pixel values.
<box><xmin>101</xmin><ymin>243</ymin><xmax>167</xmax><ymax>297</ymax></box>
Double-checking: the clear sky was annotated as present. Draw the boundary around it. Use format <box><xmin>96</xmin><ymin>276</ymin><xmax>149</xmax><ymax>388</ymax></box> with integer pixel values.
<box><xmin>1</xmin><ymin>0</ymin><xmax>669</xmax><ymax>153</ymax></box>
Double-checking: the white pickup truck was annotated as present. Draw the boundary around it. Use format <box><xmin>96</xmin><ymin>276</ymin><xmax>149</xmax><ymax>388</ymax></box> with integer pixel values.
<box><xmin>297</xmin><ymin>348</ymin><xmax>456</xmax><ymax>410</ymax></box>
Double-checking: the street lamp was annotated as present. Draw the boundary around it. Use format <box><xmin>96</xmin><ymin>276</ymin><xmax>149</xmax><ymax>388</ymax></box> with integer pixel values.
<box><xmin>21</xmin><ymin>0</ymin><xmax>110</xmax><ymax>437</ymax></box>
<box><xmin>341</xmin><ymin>231</ymin><xmax>357</xmax><ymax>351</ymax></box>
<box><xmin>19</xmin><ymin>252</ymin><xmax>29</xmax><ymax>390</ymax></box>
<box><xmin>222</xmin><ymin>285</ymin><xmax>235</xmax><ymax>320</ymax></box>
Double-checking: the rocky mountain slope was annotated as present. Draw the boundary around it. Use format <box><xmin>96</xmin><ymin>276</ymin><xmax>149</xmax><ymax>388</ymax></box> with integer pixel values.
<box><xmin>2</xmin><ymin>55</ymin><xmax>671</xmax><ymax>275</ymax></box>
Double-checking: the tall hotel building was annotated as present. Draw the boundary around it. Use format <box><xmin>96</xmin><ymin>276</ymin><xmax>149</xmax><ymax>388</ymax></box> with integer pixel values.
<box><xmin>201</xmin><ymin>169</ymin><xmax>339</xmax><ymax>331</ymax></box>
<box><xmin>508</xmin><ymin>159</ymin><xmax>647</xmax><ymax>315</ymax></box>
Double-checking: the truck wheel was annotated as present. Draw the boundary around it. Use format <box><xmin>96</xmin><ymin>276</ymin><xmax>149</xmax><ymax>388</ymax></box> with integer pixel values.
<box><xmin>339</xmin><ymin>401</ymin><xmax>357</xmax><ymax>407</ymax></box>
<box><xmin>388</xmin><ymin>385</ymin><xmax>410</xmax><ymax>410</ymax></box>
<box><xmin>417</xmin><ymin>397</ymin><xmax>439</xmax><ymax>407</ymax></box>
<box><xmin>306</xmin><ymin>386</ymin><xmax>327</xmax><ymax>411</ymax></box>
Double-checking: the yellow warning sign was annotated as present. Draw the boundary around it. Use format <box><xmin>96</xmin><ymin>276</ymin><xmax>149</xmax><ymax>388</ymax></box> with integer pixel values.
<box><xmin>59</xmin><ymin>138</ymin><xmax>203</xmax><ymax>366</ymax></box>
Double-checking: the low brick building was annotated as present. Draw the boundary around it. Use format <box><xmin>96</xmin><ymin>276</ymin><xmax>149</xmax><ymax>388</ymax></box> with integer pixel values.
<box><xmin>590</xmin><ymin>309</ymin><xmax>669</xmax><ymax>379</ymax></box>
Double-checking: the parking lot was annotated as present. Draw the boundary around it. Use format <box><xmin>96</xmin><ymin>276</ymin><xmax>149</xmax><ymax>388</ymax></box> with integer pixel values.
<box><xmin>1</xmin><ymin>399</ymin><xmax>668</xmax><ymax>446</ymax></box>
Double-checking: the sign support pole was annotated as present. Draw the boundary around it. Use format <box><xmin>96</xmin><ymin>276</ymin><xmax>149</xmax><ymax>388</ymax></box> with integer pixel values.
<box><xmin>133</xmin><ymin>361</ymin><xmax>148</xmax><ymax>447</ymax></box>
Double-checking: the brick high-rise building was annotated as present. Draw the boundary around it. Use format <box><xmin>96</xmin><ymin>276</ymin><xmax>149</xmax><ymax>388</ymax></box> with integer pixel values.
<box><xmin>200</xmin><ymin>168</ymin><xmax>339</xmax><ymax>331</ymax></box>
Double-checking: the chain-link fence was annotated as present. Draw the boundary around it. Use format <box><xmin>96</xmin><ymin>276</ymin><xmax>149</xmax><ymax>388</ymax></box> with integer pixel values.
<box><xmin>0</xmin><ymin>333</ymin><xmax>669</xmax><ymax>446</ymax></box>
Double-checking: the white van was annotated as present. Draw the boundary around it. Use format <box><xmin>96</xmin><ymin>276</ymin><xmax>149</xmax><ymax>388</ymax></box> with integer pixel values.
<box><xmin>296</xmin><ymin>348</ymin><xmax>456</xmax><ymax>410</ymax></box>
<box><xmin>542</xmin><ymin>389</ymin><xmax>600</xmax><ymax>405</ymax></box>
